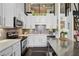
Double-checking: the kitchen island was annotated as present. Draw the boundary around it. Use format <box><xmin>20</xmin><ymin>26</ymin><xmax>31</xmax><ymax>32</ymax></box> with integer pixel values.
<box><xmin>48</xmin><ymin>38</ymin><xmax>74</xmax><ymax>56</ymax></box>
<box><xmin>27</xmin><ymin>34</ymin><xmax>48</xmax><ymax>47</ymax></box>
<box><xmin>0</xmin><ymin>39</ymin><xmax>21</xmax><ymax>56</ymax></box>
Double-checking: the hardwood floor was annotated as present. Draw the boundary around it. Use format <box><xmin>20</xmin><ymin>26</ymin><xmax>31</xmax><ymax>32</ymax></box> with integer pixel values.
<box><xmin>24</xmin><ymin>47</ymin><xmax>49</xmax><ymax>56</ymax></box>
<box><xmin>73</xmin><ymin>42</ymin><xmax>79</xmax><ymax>56</ymax></box>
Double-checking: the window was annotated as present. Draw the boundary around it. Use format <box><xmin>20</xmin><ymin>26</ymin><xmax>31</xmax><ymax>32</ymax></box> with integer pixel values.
<box><xmin>24</xmin><ymin>3</ymin><xmax>55</xmax><ymax>16</ymax></box>
<box><xmin>60</xmin><ymin>3</ymin><xmax>71</xmax><ymax>16</ymax></box>
<box><xmin>65</xmin><ymin>3</ymin><xmax>71</xmax><ymax>16</ymax></box>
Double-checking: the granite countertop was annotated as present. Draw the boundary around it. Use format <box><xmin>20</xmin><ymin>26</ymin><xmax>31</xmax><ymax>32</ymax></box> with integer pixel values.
<box><xmin>48</xmin><ymin>38</ymin><xmax>74</xmax><ymax>56</ymax></box>
<box><xmin>0</xmin><ymin>39</ymin><xmax>21</xmax><ymax>52</ymax></box>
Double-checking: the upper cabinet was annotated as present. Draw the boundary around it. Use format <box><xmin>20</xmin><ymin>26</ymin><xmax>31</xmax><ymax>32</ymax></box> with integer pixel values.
<box><xmin>0</xmin><ymin>4</ymin><xmax>3</xmax><ymax>27</ymax></box>
<box><xmin>2</xmin><ymin>3</ymin><xmax>16</xmax><ymax>28</ymax></box>
<box><xmin>0</xmin><ymin>3</ymin><xmax>24</xmax><ymax>28</ymax></box>
<box><xmin>0</xmin><ymin>4</ymin><xmax>3</xmax><ymax>16</ymax></box>
<box><xmin>23</xmin><ymin>3</ymin><xmax>57</xmax><ymax>29</ymax></box>
<box><xmin>24</xmin><ymin>3</ymin><xmax>55</xmax><ymax>16</ymax></box>
<box><xmin>15</xmin><ymin>3</ymin><xmax>24</xmax><ymax>20</ymax></box>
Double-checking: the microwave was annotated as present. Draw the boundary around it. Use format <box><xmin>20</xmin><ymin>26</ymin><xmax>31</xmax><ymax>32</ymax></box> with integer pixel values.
<box><xmin>14</xmin><ymin>17</ymin><xmax>23</xmax><ymax>28</ymax></box>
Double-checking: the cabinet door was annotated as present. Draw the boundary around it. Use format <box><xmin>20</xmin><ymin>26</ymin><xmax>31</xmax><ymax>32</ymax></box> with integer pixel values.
<box><xmin>0</xmin><ymin>46</ymin><xmax>13</xmax><ymax>56</ymax></box>
<box><xmin>0</xmin><ymin>16</ymin><xmax>2</xmax><ymax>27</ymax></box>
<box><xmin>0</xmin><ymin>4</ymin><xmax>3</xmax><ymax>27</ymax></box>
<box><xmin>25</xmin><ymin>16</ymin><xmax>32</xmax><ymax>29</ymax></box>
<box><xmin>2</xmin><ymin>3</ymin><xmax>15</xmax><ymax>28</ymax></box>
<box><xmin>22</xmin><ymin>16</ymin><xmax>27</xmax><ymax>29</ymax></box>
<box><xmin>4</xmin><ymin>16</ymin><xmax>13</xmax><ymax>28</ymax></box>
<box><xmin>13</xmin><ymin>42</ymin><xmax>21</xmax><ymax>56</ymax></box>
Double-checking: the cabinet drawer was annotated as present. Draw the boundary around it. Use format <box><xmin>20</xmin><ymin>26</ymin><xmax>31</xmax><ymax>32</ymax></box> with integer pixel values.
<box><xmin>0</xmin><ymin>46</ymin><xmax>13</xmax><ymax>56</ymax></box>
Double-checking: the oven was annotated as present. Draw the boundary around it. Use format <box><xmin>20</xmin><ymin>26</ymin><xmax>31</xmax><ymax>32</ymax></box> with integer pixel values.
<box><xmin>21</xmin><ymin>37</ymin><xmax>27</xmax><ymax>55</ymax></box>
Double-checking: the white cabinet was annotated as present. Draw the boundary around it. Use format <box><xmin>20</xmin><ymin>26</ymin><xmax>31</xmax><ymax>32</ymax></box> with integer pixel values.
<box><xmin>46</xmin><ymin>16</ymin><xmax>57</xmax><ymax>29</ymax></box>
<box><xmin>3</xmin><ymin>17</ymin><xmax>13</xmax><ymax>28</ymax></box>
<box><xmin>2</xmin><ymin>3</ymin><xmax>16</xmax><ymax>28</ymax></box>
<box><xmin>0</xmin><ymin>4</ymin><xmax>2</xmax><ymax>16</ymax></box>
<box><xmin>25</xmin><ymin>16</ymin><xmax>32</xmax><ymax>29</ymax></box>
<box><xmin>0</xmin><ymin>3</ymin><xmax>25</xmax><ymax>28</ymax></box>
<box><xmin>15</xmin><ymin>4</ymin><xmax>22</xmax><ymax>20</ymax></box>
<box><xmin>12</xmin><ymin>42</ymin><xmax>21</xmax><ymax>56</ymax></box>
<box><xmin>0</xmin><ymin>46</ymin><xmax>13</xmax><ymax>56</ymax></box>
<box><xmin>0</xmin><ymin>4</ymin><xmax>3</xmax><ymax>27</ymax></box>
<box><xmin>24</xmin><ymin>15</ymin><xmax>57</xmax><ymax>29</ymax></box>
<box><xmin>27</xmin><ymin>34</ymin><xmax>47</xmax><ymax>47</ymax></box>
<box><xmin>0</xmin><ymin>41</ymin><xmax>21</xmax><ymax>56</ymax></box>
<box><xmin>0</xmin><ymin>4</ymin><xmax>14</xmax><ymax>28</ymax></box>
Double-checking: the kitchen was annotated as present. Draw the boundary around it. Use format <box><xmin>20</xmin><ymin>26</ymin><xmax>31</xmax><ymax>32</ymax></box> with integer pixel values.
<box><xmin>0</xmin><ymin>3</ymin><xmax>78</xmax><ymax>56</ymax></box>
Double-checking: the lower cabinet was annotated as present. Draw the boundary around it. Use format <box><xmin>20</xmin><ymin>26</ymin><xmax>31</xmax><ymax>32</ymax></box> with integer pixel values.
<box><xmin>0</xmin><ymin>46</ymin><xmax>13</xmax><ymax>56</ymax></box>
<box><xmin>0</xmin><ymin>41</ymin><xmax>21</xmax><ymax>56</ymax></box>
<box><xmin>27</xmin><ymin>34</ymin><xmax>47</xmax><ymax>47</ymax></box>
<box><xmin>12</xmin><ymin>42</ymin><xmax>21</xmax><ymax>56</ymax></box>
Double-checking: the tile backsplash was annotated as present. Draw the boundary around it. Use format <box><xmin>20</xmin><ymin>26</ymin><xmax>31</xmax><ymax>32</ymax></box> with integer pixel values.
<box><xmin>0</xmin><ymin>29</ymin><xmax>5</xmax><ymax>40</ymax></box>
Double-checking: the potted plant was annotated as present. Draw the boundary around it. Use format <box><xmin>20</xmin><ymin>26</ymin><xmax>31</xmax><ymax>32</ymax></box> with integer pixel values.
<box><xmin>64</xmin><ymin>32</ymin><xmax>68</xmax><ymax>38</ymax></box>
<box><xmin>60</xmin><ymin>28</ymin><xmax>68</xmax><ymax>38</ymax></box>
<box><xmin>60</xmin><ymin>29</ymin><xmax>68</xmax><ymax>48</ymax></box>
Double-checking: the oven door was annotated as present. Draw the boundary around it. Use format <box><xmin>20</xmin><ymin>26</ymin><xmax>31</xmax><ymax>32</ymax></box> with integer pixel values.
<box><xmin>21</xmin><ymin>39</ymin><xmax>27</xmax><ymax>54</ymax></box>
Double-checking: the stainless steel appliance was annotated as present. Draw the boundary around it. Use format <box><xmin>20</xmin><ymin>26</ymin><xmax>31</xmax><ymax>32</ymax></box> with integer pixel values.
<box><xmin>21</xmin><ymin>37</ymin><xmax>27</xmax><ymax>55</ymax></box>
<box><xmin>35</xmin><ymin>25</ymin><xmax>47</xmax><ymax>34</ymax></box>
<box><xmin>14</xmin><ymin>17</ymin><xmax>23</xmax><ymax>28</ymax></box>
<box><xmin>6</xmin><ymin>31</ymin><xmax>18</xmax><ymax>39</ymax></box>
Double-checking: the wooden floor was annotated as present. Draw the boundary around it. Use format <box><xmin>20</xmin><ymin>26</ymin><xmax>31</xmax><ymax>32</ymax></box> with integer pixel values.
<box><xmin>73</xmin><ymin>42</ymin><xmax>79</xmax><ymax>56</ymax></box>
<box><xmin>24</xmin><ymin>47</ymin><xmax>49</xmax><ymax>56</ymax></box>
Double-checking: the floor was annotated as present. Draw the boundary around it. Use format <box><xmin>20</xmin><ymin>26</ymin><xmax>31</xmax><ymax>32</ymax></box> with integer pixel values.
<box><xmin>23</xmin><ymin>46</ymin><xmax>55</xmax><ymax>56</ymax></box>
<box><xmin>73</xmin><ymin>42</ymin><xmax>79</xmax><ymax>56</ymax></box>
<box><xmin>23</xmin><ymin>42</ymin><xmax>79</xmax><ymax>56</ymax></box>
<box><xmin>25</xmin><ymin>47</ymin><xmax>49</xmax><ymax>56</ymax></box>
